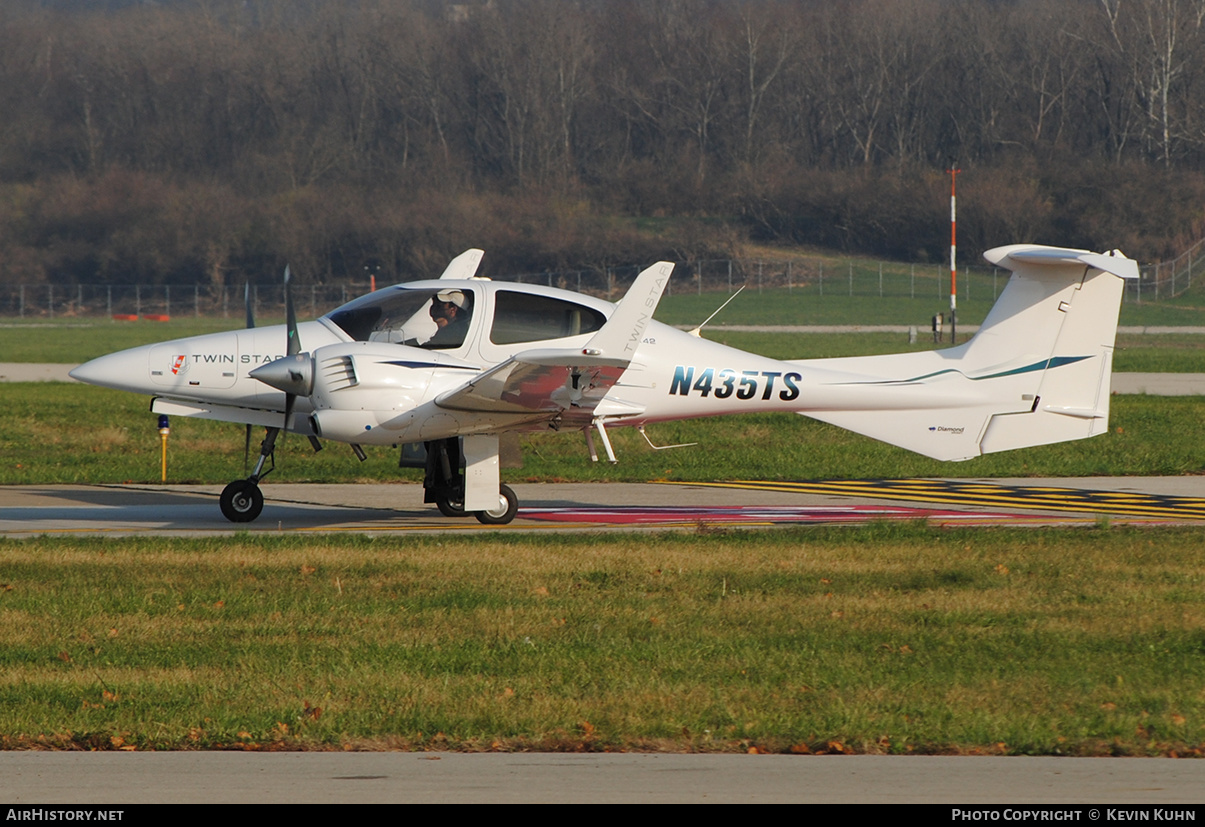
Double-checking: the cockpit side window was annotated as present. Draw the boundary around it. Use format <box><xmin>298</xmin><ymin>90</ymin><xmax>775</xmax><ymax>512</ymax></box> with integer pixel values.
<box><xmin>327</xmin><ymin>288</ymin><xmax>471</xmax><ymax>348</ymax></box>
<box><xmin>489</xmin><ymin>291</ymin><xmax>606</xmax><ymax>345</ymax></box>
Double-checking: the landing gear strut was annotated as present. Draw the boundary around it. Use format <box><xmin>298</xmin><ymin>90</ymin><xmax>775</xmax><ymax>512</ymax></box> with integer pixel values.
<box><xmin>423</xmin><ymin>437</ymin><xmax>518</xmax><ymax>525</ymax></box>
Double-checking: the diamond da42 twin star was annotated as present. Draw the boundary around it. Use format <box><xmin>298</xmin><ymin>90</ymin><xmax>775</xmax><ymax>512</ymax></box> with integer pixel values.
<box><xmin>69</xmin><ymin>245</ymin><xmax>1138</xmax><ymax>523</ymax></box>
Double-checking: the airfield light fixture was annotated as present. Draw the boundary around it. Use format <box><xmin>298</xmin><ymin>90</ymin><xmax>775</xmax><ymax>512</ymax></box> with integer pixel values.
<box><xmin>157</xmin><ymin>415</ymin><xmax>170</xmax><ymax>483</ymax></box>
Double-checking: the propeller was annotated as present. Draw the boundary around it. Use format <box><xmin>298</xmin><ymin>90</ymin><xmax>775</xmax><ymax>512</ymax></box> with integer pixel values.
<box><xmin>285</xmin><ymin>265</ymin><xmax>299</xmax><ymax>357</ymax></box>
<box><xmin>245</xmin><ymin>282</ymin><xmax>256</xmax><ymax>330</ymax></box>
<box><xmin>248</xmin><ymin>266</ymin><xmax>314</xmax><ymax>432</ymax></box>
<box><xmin>244</xmin><ymin>283</ymin><xmax>255</xmax><ymax>469</ymax></box>
<box><xmin>282</xmin><ymin>266</ymin><xmax>299</xmax><ymax>432</ymax></box>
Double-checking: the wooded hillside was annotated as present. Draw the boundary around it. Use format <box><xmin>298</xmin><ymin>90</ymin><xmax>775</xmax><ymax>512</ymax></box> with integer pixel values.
<box><xmin>4</xmin><ymin>0</ymin><xmax>1205</xmax><ymax>286</ymax></box>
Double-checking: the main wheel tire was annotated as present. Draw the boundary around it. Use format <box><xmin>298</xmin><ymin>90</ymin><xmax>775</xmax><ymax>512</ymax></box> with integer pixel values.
<box><xmin>220</xmin><ymin>479</ymin><xmax>264</xmax><ymax>523</ymax></box>
<box><xmin>474</xmin><ymin>483</ymin><xmax>518</xmax><ymax>525</ymax></box>
<box><xmin>435</xmin><ymin>495</ymin><xmax>468</xmax><ymax>518</ymax></box>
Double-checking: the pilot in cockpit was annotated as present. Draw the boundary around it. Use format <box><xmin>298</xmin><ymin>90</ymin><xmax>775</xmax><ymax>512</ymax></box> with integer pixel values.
<box><xmin>424</xmin><ymin>289</ymin><xmax>473</xmax><ymax>349</ymax></box>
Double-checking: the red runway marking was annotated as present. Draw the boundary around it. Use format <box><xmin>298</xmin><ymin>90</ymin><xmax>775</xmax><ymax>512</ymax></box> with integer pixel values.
<box><xmin>520</xmin><ymin>504</ymin><xmax>1028</xmax><ymax>526</ymax></box>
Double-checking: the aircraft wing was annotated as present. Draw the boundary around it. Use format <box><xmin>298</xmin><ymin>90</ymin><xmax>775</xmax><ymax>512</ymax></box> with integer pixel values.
<box><xmin>434</xmin><ymin>262</ymin><xmax>672</xmax><ymax>419</ymax></box>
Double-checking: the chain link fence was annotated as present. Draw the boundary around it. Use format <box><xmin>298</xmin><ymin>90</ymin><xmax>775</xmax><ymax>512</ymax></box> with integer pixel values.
<box><xmin>1133</xmin><ymin>237</ymin><xmax>1205</xmax><ymax>303</ymax></box>
<box><xmin>0</xmin><ymin>252</ymin><xmax>1195</xmax><ymax>319</ymax></box>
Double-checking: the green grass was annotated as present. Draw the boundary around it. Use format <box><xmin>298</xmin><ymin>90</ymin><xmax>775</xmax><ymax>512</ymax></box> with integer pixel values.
<box><xmin>6</xmin><ymin>317</ymin><xmax>1205</xmax><ymax>372</ymax></box>
<box><xmin>1113</xmin><ymin>335</ymin><xmax>1205</xmax><ymax>372</ymax></box>
<box><xmin>657</xmin><ymin>289</ymin><xmax>1000</xmax><ymax>327</ymax></box>
<box><xmin>5</xmin><ymin>262</ymin><xmax>1205</xmax><ymax>366</ymax></box>
<box><xmin>656</xmin><ymin>283</ymin><xmax>1205</xmax><ymax>328</ymax></box>
<box><xmin>1</xmin><ymin>527</ymin><xmax>1202</xmax><ymax>754</ymax></box>
<box><xmin>3</xmin><ymin>384</ymin><xmax>1203</xmax><ymax>485</ymax></box>
<box><xmin>705</xmin><ymin>331</ymin><xmax>1205</xmax><ymax>372</ymax></box>
<box><xmin>0</xmin><ymin>318</ymin><xmax>250</xmax><ymax>364</ymax></box>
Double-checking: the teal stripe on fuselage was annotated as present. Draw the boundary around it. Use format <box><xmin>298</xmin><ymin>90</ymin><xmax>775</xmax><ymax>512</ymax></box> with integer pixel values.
<box><xmin>846</xmin><ymin>355</ymin><xmax>1091</xmax><ymax>386</ymax></box>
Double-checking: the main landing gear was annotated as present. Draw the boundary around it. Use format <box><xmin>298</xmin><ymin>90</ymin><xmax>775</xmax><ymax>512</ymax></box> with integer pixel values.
<box><xmin>423</xmin><ymin>437</ymin><xmax>518</xmax><ymax>525</ymax></box>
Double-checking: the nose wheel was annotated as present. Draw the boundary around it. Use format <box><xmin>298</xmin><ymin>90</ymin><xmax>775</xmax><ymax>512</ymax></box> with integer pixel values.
<box><xmin>220</xmin><ymin>479</ymin><xmax>264</xmax><ymax>523</ymax></box>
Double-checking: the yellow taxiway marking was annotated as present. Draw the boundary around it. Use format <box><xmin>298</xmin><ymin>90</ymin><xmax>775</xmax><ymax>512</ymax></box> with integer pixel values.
<box><xmin>669</xmin><ymin>480</ymin><xmax>1205</xmax><ymax>521</ymax></box>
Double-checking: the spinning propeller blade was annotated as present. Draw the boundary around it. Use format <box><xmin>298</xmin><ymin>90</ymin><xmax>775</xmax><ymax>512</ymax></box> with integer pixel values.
<box><xmin>282</xmin><ymin>266</ymin><xmax>299</xmax><ymax>431</ymax></box>
<box><xmin>285</xmin><ymin>266</ymin><xmax>299</xmax><ymax>357</ymax></box>
<box><xmin>245</xmin><ymin>283</ymin><xmax>255</xmax><ymax>329</ymax></box>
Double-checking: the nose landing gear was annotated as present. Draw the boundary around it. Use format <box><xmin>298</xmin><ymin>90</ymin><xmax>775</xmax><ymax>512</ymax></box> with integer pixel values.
<box><xmin>219</xmin><ymin>425</ymin><xmax>279</xmax><ymax>523</ymax></box>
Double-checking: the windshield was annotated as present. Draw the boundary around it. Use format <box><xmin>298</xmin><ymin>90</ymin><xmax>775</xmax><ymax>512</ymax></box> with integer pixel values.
<box><xmin>326</xmin><ymin>288</ymin><xmax>473</xmax><ymax>349</ymax></box>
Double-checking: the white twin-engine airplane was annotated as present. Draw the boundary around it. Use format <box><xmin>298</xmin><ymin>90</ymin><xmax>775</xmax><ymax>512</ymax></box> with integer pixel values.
<box><xmin>70</xmin><ymin>244</ymin><xmax>1138</xmax><ymax>524</ymax></box>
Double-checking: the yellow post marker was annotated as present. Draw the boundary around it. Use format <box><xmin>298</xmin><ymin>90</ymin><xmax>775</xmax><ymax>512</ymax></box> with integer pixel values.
<box><xmin>158</xmin><ymin>414</ymin><xmax>170</xmax><ymax>483</ymax></box>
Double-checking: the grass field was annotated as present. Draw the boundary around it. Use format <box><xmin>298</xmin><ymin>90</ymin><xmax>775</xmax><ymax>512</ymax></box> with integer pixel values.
<box><xmin>6</xmin><ymin>303</ymin><xmax>1205</xmax><ymax>486</ymax></box>
<box><xmin>705</xmin><ymin>331</ymin><xmax>1205</xmax><ymax>373</ymax></box>
<box><xmin>657</xmin><ymin>288</ymin><xmax>1205</xmax><ymax>329</ymax></box>
<box><xmin>3</xmin><ymin>384</ymin><xmax>1204</xmax><ymax>485</ymax></box>
<box><xmin>3</xmin><ymin>294</ymin><xmax>1204</xmax><ymax>757</ymax></box>
<box><xmin>0</xmin><ymin>318</ymin><xmax>240</xmax><ymax>364</ymax></box>
<box><xmin>4</xmin><ymin>316</ymin><xmax>1205</xmax><ymax>372</ymax></box>
<box><xmin>1</xmin><ymin>527</ymin><xmax>1201</xmax><ymax>754</ymax></box>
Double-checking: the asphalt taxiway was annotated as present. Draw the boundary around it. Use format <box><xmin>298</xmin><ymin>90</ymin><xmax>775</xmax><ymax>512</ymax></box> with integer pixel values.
<box><xmin>1</xmin><ymin>476</ymin><xmax>1202</xmax><ymax>537</ymax></box>
<box><xmin>4</xmin><ymin>752</ymin><xmax>1205</xmax><ymax>804</ymax></box>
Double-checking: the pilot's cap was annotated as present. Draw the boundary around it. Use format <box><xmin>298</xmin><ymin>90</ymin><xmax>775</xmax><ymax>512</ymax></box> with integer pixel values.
<box><xmin>435</xmin><ymin>289</ymin><xmax>467</xmax><ymax>309</ymax></box>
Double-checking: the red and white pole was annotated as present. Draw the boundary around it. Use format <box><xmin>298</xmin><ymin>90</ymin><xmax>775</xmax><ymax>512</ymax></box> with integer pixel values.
<box><xmin>948</xmin><ymin>167</ymin><xmax>960</xmax><ymax>342</ymax></box>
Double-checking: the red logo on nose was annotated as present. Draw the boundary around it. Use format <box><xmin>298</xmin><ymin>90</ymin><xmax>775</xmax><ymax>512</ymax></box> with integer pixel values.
<box><xmin>170</xmin><ymin>355</ymin><xmax>187</xmax><ymax>375</ymax></box>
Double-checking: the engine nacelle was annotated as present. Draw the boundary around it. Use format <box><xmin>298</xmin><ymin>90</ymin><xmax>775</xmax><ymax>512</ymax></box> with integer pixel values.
<box><xmin>305</xmin><ymin>343</ymin><xmax>485</xmax><ymax>445</ymax></box>
<box><xmin>307</xmin><ymin>341</ymin><xmax>445</xmax><ymax>413</ymax></box>
<box><xmin>310</xmin><ymin>408</ymin><xmax>410</xmax><ymax>444</ymax></box>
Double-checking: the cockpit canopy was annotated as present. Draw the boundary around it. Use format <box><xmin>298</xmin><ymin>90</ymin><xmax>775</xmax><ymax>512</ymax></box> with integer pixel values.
<box><xmin>324</xmin><ymin>284</ymin><xmax>608</xmax><ymax>351</ymax></box>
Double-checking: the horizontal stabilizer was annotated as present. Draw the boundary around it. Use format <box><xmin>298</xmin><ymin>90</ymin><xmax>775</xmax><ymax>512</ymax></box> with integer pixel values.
<box><xmin>984</xmin><ymin>245</ymin><xmax>1138</xmax><ymax>280</ymax></box>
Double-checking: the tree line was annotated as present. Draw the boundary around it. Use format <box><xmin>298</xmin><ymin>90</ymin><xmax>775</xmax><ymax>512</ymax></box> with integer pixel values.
<box><xmin>3</xmin><ymin>0</ymin><xmax>1205</xmax><ymax>288</ymax></box>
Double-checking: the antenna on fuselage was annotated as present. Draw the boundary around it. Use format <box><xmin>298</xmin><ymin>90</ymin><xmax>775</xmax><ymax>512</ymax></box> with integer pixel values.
<box><xmin>687</xmin><ymin>285</ymin><xmax>745</xmax><ymax>337</ymax></box>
